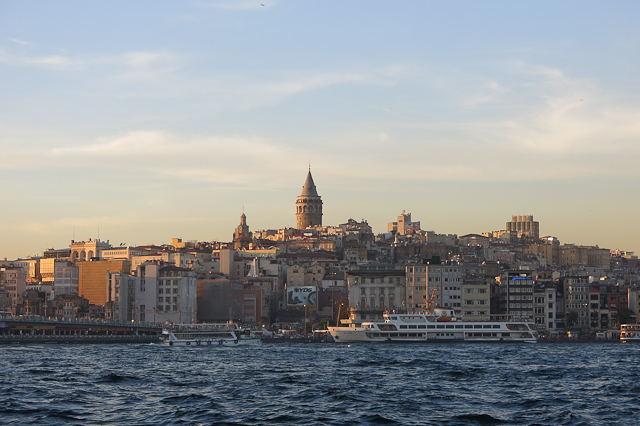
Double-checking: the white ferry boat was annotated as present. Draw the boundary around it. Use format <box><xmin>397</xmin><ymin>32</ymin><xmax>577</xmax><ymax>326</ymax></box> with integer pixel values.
<box><xmin>328</xmin><ymin>309</ymin><xmax>537</xmax><ymax>343</ymax></box>
<box><xmin>620</xmin><ymin>324</ymin><xmax>640</xmax><ymax>343</ymax></box>
<box><xmin>161</xmin><ymin>323</ymin><xmax>261</xmax><ymax>347</ymax></box>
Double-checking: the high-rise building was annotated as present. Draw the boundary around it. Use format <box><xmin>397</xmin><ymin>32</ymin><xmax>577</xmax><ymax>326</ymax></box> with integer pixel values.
<box><xmin>295</xmin><ymin>168</ymin><xmax>323</xmax><ymax>229</ymax></box>
<box><xmin>506</xmin><ymin>215</ymin><xmax>539</xmax><ymax>239</ymax></box>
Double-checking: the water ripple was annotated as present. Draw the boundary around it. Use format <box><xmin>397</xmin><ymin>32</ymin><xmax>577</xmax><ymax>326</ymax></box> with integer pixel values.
<box><xmin>0</xmin><ymin>343</ymin><xmax>639</xmax><ymax>425</ymax></box>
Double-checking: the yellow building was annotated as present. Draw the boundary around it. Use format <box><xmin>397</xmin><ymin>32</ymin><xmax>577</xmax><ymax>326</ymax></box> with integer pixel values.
<box><xmin>77</xmin><ymin>260</ymin><xmax>131</xmax><ymax>306</ymax></box>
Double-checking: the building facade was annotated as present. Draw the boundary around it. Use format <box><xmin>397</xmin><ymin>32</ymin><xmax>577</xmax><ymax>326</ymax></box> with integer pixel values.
<box><xmin>499</xmin><ymin>271</ymin><xmax>535</xmax><ymax>321</ymax></box>
<box><xmin>506</xmin><ymin>215</ymin><xmax>539</xmax><ymax>239</ymax></box>
<box><xmin>405</xmin><ymin>258</ymin><xmax>463</xmax><ymax>313</ymax></box>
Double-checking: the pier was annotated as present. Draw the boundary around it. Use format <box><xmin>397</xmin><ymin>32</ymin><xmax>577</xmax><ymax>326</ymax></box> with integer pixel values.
<box><xmin>0</xmin><ymin>316</ymin><xmax>162</xmax><ymax>344</ymax></box>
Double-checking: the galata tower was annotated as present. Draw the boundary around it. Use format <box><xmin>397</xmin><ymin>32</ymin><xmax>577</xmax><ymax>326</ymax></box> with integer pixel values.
<box><xmin>296</xmin><ymin>168</ymin><xmax>323</xmax><ymax>229</ymax></box>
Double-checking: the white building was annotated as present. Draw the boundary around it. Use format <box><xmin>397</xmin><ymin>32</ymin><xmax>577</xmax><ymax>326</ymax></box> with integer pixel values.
<box><xmin>106</xmin><ymin>262</ymin><xmax>197</xmax><ymax>324</ymax></box>
<box><xmin>347</xmin><ymin>269</ymin><xmax>406</xmax><ymax>321</ymax></box>
<box><xmin>405</xmin><ymin>259</ymin><xmax>463</xmax><ymax>314</ymax></box>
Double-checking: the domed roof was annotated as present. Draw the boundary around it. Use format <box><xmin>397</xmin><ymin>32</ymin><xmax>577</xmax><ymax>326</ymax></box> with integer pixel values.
<box><xmin>300</xmin><ymin>171</ymin><xmax>319</xmax><ymax>197</ymax></box>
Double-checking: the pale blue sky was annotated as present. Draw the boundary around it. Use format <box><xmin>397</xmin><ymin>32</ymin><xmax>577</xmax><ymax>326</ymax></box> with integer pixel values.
<box><xmin>1</xmin><ymin>1</ymin><xmax>639</xmax><ymax>259</ymax></box>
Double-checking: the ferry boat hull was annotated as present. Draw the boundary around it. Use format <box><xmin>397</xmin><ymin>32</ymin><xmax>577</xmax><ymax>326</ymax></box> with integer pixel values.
<box><xmin>328</xmin><ymin>311</ymin><xmax>537</xmax><ymax>343</ymax></box>
<box><xmin>161</xmin><ymin>323</ymin><xmax>261</xmax><ymax>347</ymax></box>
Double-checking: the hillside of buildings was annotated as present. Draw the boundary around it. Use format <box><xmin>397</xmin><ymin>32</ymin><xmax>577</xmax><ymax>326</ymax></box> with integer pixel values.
<box><xmin>2</xmin><ymin>172</ymin><xmax>639</xmax><ymax>336</ymax></box>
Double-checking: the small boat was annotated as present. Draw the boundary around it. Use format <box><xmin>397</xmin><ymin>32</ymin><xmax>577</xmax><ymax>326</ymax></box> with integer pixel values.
<box><xmin>328</xmin><ymin>308</ymin><xmax>537</xmax><ymax>343</ymax></box>
<box><xmin>620</xmin><ymin>324</ymin><xmax>640</xmax><ymax>343</ymax></box>
<box><xmin>161</xmin><ymin>323</ymin><xmax>261</xmax><ymax>347</ymax></box>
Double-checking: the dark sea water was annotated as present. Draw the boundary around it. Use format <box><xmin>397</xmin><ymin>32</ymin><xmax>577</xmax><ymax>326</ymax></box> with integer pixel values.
<box><xmin>0</xmin><ymin>342</ymin><xmax>638</xmax><ymax>425</ymax></box>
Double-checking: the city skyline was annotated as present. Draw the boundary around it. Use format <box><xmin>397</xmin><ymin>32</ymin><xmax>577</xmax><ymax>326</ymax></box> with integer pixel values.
<box><xmin>1</xmin><ymin>1</ymin><xmax>639</xmax><ymax>258</ymax></box>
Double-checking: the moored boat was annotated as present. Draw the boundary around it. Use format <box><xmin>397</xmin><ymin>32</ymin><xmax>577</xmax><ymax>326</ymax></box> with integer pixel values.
<box><xmin>161</xmin><ymin>323</ymin><xmax>261</xmax><ymax>347</ymax></box>
<box><xmin>328</xmin><ymin>309</ymin><xmax>537</xmax><ymax>343</ymax></box>
<box><xmin>620</xmin><ymin>324</ymin><xmax>640</xmax><ymax>343</ymax></box>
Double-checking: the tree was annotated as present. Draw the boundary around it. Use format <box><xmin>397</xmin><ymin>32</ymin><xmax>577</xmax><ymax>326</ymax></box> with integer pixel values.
<box><xmin>616</xmin><ymin>307</ymin><xmax>634</xmax><ymax>326</ymax></box>
<box><xmin>566</xmin><ymin>311</ymin><xmax>579</xmax><ymax>328</ymax></box>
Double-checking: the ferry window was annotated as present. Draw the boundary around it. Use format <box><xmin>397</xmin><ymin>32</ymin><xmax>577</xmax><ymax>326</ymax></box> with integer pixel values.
<box><xmin>446</xmin><ymin>325</ymin><xmax>454</xmax><ymax>329</ymax></box>
<box><xmin>436</xmin><ymin>325</ymin><xmax>445</xmax><ymax>329</ymax></box>
<box><xmin>408</xmin><ymin>325</ymin><xmax>417</xmax><ymax>329</ymax></box>
<box><xmin>455</xmin><ymin>325</ymin><xmax>463</xmax><ymax>329</ymax></box>
<box><xmin>400</xmin><ymin>325</ymin><xmax>407</xmax><ymax>329</ymax></box>
<box><xmin>483</xmin><ymin>325</ymin><xmax>492</xmax><ymax>329</ymax></box>
<box><xmin>474</xmin><ymin>325</ymin><xmax>482</xmax><ymax>329</ymax></box>
<box><xmin>464</xmin><ymin>325</ymin><xmax>472</xmax><ymax>329</ymax></box>
<box><xmin>427</xmin><ymin>325</ymin><xmax>435</xmax><ymax>329</ymax></box>
<box><xmin>418</xmin><ymin>325</ymin><xmax>426</xmax><ymax>329</ymax></box>
<box><xmin>390</xmin><ymin>316</ymin><xmax>397</xmax><ymax>320</ymax></box>
<box><xmin>493</xmin><ymin>325</ymin><xmax>500</xmax><ymax>329</ymax></box>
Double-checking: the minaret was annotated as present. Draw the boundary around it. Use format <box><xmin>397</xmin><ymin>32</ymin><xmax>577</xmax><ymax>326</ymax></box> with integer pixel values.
<box><xmin>296</xmin><ymin>167</ymin><xmax>323</xmax><ymax>229</ymax></box>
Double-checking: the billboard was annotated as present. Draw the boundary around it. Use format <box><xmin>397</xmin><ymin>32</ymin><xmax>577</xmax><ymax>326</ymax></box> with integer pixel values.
<box><xmin>286</xmin><ymin>286</ymin><xmax>317</xmax><ymax>307</ymax></box>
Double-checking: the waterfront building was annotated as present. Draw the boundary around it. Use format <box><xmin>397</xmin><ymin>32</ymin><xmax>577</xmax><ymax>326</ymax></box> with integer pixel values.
<box><xmin>498</xmin><ymin>271</ymin><xmax>535</xmax><ymax>321</ymax></box>
<box><xmin>405</xmin><ymin>257</ymin><xmax>463</xmax><ymax>313</ymax></box>
<box><xmin>106</xmin><ymin>270</ymin><xmax>136</xmax><ymax>321</ymax></box>
<box><xmin>629</xmin><ymin>286</ymin><xmax>640</xmax><ymax>319</ymax></box>
<box><xmin>77</xmin><ymin>260</ymin><xmax>131</xmax><ymax>306</ymax></box>
<box><xmin>534</xmin><ymin>282</ymin><xmax>558</xmax><ymax>331</ymax></box>
<box><xmin>347</xmin><ymin>267</ymin><xmax>406</xmax><ymax>320</ymax></box>
<box><xmin>53</xmin><ymin>260</ymin><xmax>79</xmax><ymax>296</ymax></box>
<box><xmin>461</xmin><ymin>278</ymin><xmax>492</xmax><ymax>319</ymax></box>
<box><xmin>563</xmin><ymin>276</ymin><xmax>590</xmax><ymax>328</ymax></box>
<box><xmin>0</xmin><ymin>266</ymin><xmax>27</xmax><ymax>314</ymax></box>
<box><xmin>197</xmin><ymin>276</ymin><xmax>244</xmax><ymax>322</ymax></box>
<box><xmin>132</xmin><ymin>262</ymin><xmax>197</xmax><ymax>324</ymax></box>
<box><xmin>295</xmin><ymin>168</ymin><xmax>323</xmax><ymax>229</ymax></box>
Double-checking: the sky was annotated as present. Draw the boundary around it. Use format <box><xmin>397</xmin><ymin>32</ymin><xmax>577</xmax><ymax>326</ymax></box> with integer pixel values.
<box><xmin>1</xmin><ymin>1</ymin><xmax>639</xmax><ymax>259</ymax></box>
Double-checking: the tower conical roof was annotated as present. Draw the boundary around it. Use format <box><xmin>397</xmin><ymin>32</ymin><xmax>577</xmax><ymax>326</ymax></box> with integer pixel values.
<box><xmin>300</xmin><ymin>171</ymin><xmax>319</xmax><ymax>197</ymax></box>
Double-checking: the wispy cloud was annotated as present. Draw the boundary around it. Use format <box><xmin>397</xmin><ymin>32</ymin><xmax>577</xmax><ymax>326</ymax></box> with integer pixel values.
<box><xmin>8</xmin><ymin>37</ymin><xmax>33</xmax><ymax>45</ymax></box>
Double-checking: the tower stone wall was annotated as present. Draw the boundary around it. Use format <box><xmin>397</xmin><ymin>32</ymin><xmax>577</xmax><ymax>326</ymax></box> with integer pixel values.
<box><xmin>296</xmin><ymin>170</ymin><xmax>322</xmax><ymax>229</ymax></box>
